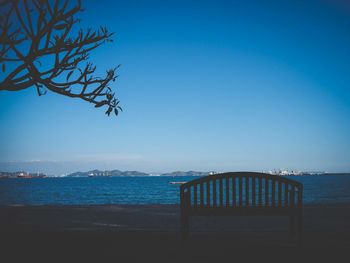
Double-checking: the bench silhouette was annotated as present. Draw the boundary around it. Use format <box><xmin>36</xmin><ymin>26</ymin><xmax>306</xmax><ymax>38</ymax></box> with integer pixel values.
<box><xmin>180</xmin><ymin>172</ymin><xmax>303</xmax><ymax>244</ymax></box>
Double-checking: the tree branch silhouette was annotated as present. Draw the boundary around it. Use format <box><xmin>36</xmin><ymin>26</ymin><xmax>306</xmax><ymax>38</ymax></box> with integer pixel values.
<box><xmin>0</xmin><ymin>0</ymin><xmax>122</xmax><ymax>116</ymax></box>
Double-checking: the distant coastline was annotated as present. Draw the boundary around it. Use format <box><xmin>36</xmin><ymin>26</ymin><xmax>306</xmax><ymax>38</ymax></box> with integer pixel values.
<box><xmin>1</xmin><ymin>169</ymin><xmax>349</xmax><ymax>179</ymax></box>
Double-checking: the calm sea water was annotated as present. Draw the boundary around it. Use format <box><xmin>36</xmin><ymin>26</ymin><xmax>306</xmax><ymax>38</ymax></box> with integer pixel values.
<box><xmin>0</xmin><ymin>175</ymin><xmax>350</xmax><ymax>205</ymax></box>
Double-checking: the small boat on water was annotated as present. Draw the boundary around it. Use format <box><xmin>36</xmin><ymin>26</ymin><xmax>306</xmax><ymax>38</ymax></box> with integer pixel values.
<box><xmin>169</xmin><ymin>181</ymin><xmax>187</xmax><ymax>185</ymax></box>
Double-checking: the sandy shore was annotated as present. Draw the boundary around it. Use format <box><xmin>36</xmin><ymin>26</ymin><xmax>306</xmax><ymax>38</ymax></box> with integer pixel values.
<box><xmin>1</xmin><ymin>204</ymin><xmax>350</xmax><ymax>261</ymax></box>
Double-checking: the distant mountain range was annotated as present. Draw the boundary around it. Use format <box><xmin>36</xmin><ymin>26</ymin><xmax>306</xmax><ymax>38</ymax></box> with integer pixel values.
<box><xmin>67</xmin><ymin>169</ymin><xmax>212</xmax><ymax>177</ymax></box>
<box><xmin>68</xmin><ymin>169</ymin><xmax>149</xmax><ymax>177</ymax></box>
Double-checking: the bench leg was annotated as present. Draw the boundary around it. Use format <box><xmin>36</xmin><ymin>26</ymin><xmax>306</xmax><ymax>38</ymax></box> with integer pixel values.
<box><xmin>180</xmin><ymin>212</ymin><xmax>189</xmax><ymax>241</ymax></box>
<box><xmin>297</xmin><ymin>212</ymin><xmax>303</xmax><ymax>247</ymax></box>
<box><xmin>289</xmin><ymin>215</ymin><xmax>295</xmax><ymax>240</ymax></box>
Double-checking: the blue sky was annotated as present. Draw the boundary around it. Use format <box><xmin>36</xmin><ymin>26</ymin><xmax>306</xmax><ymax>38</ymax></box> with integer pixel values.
<box><xmin>1</xmin><ymin>0</ymin><xmax>350</xmax><ymax>175</ymax></box>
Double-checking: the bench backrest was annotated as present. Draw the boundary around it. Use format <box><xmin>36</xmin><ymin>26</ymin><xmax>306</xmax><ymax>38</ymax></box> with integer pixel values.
<box><xmin>180</xmin><ymin>172</ymin><xmax>303</xmax><ymax>209</ymax></box>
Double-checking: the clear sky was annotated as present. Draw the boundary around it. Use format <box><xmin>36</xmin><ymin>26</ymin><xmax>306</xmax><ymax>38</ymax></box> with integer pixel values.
<box><xmin>1</xmin><ymin>0</ymin><xmax>350</xmax><ymax>175</ymax></box>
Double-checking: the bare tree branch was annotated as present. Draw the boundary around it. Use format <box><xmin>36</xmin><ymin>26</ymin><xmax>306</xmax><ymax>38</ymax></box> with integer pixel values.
<box><xmin>0</xmin><ymin>0</ymin><xmax>121</xmax><ymax>116</ymax></box>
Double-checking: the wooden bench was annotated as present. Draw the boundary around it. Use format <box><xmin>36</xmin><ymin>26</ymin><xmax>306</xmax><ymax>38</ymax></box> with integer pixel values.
<box><xmin>180</xmin><ymin>172</ymin><xmax>303</xmax><ymax>244</ymax></box>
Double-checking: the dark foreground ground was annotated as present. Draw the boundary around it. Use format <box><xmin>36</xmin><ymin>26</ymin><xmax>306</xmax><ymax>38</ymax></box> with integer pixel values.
<box><xmin>1</xmin><ymin>204</ymin><xmax>350</xmax><ymax>262</ymax></box>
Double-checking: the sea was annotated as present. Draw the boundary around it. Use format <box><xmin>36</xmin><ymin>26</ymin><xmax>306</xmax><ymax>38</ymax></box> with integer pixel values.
<box><xmin>0</xmin><ymin>174</ymin><xmax>350</xmax><ymax>206</ymax></box>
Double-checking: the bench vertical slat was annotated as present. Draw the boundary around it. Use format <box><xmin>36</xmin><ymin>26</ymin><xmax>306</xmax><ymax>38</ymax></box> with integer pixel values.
<box><xmin>188</xmin><ymin>187</ymin><xmax>192</xmax><ymax>207</ymax></box>
<box><xmin>252</xmin><ymin>177</ymin><xmax>256</xmax><ymax>207</ymax></box>
<box><xmin>258</xmin><ymin>176</ymin><xmax>262</xmax><ymax>207</ymax></box>
<box><xmin>219</xmin><ymin>178</ymin><xmax>223</xmax><ymax>207</ymax></box>
<box><xmin>180</xmin><ymin>187</ymin><xmax>185</xmax><ymax>210</ymax></box>
<box><xmin>290</xmin><ymin>186</ymin><xmax>295</xmax><ymax>208</ymax></box>
<box><xmin>245</xmin><ymin>176</ymin><xmax>249</xmax><ymax>207</ymax></box>
<box><xmin>285</xmin><ymin>183</ymin><xmax>289</xmax><ymax>207</ymax></box>
<box><xmin>271</xmin><ymin>180</ymin><xmax>276</xmax><ymax>207</ymax></box>
<box><xmin>206</xmin><ymin>181</ymin><xmax>210</xmax><ymax>208</ymax></box>
<box><xmin>265</xmin><ymin>178</ymin><xmax>269</xmax><ymax>207</ymax></box>
<box><xmin>213</xmin><ymin>179</ymin><xmax>217</xmax><ymax>207</ymax></box>
<box><xmin>239</xmin><ymin>176</ymin><xmax>243</xmax><ymax>208</ymax></box>
<box><xmin>278</xmin><ymin>181</ymin><xmax>282</xmax><ymax>208</ymax></box>
<box><xmin>297</xmin><ymin>185</ymin><xmax>303</xmax><ymax>208</ymax></box>
<box><xmin>226</xmin><ymin>176</ymin><xmax>230</xmax><ymax>207</ymax></box>
<box><xmin>193</xmin><ymin>184</ymin><xmax>197</xmax><ymax>208</ymax></box>
<box><xmin>232</xmin><ymin>176</ymin><xmax>236</xmax><ymax>207</ymax></box>
<box><xmin>200</xmin><ymin>182</ymin><xmax>204</xmax><ymax>208</ymax></box>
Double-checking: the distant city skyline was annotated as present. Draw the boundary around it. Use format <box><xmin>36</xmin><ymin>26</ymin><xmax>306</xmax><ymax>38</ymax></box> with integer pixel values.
<box><xmin>1</xmin><ymin>0</ymin><xmax>350</xmax><ymax>175</ymax></box>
